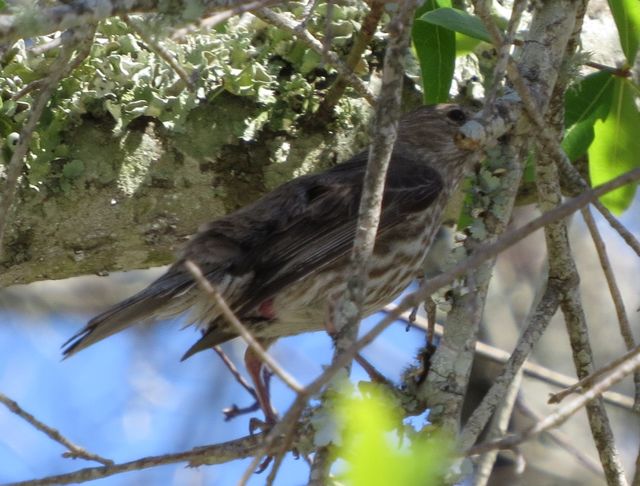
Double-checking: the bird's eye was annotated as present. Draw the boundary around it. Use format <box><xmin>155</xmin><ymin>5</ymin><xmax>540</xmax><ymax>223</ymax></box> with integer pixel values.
<box><xmin>446</xmin><ymin>108</ymin><xmax>467</xmax><ymax>123</ymax></box>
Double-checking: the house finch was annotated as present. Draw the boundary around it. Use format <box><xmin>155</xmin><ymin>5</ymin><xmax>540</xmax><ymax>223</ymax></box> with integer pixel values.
<box><xmin>63</xmin><ymin>103</ymin><xmax>476</xmax><ymax>421</ymax></box>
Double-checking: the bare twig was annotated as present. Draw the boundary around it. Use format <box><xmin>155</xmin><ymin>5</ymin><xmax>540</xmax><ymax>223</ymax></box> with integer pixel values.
<box><xmin>581</xmin><ymin>206</ymin><xmax>639</xmax><ymax>411</ymax></box>
<box><xmin>516</xmin><ymin>399</ymin><xmax>604</xmax><ymax>477</ymax></box>
<box><xmin>10</xmin><ymin>431</ymin><xmax>282</xmax><ymax>486</ymax></box>
<box><xmin>502</xmin><ymin>56</ymin><xmax>640</xmax><ymax>258</ymax></box>
<box><xmin>254</xmin><ymin>8</ymin><xmax>376</xmax><ymax>104</ymax></box>
<box><xmin>123</xmin><ymin>15</ymin><xmax>195</xmax><ymax>91</ymax></box>
<box><xmin>459</xmin><ymin>279</ymin><xmax>561</xmax><ymax>449</ymax></box>
<box><xmin>0</xmin><ymin>393</ymin><xmax>113</xmax><ymax>467</ymax></box>
<box><xmin>171</xmin><ymin>0</ymin><xmax>280</xmax><ymax>39</ymax></box>
<box><xmin>316</xmin><ymin>1</ymin><xmax>384</xmax><ymax>119</ymax></box>
<box><xmin>549</xmin><ymin>344</ymin><xmax>640</xmax><ymax>405</ymax></box>
<box><xmin>390</xmin><ymin>305</ymin><xmax>636</xmax><ymax>411</ymax></box>
<box><xmin>467</xmin><ymin>347</ymin><xmax>640</xmax><ymax>457</ymax></box>
<box><xmin>473</xmin><ymin>369</ymin><xmax>523</xmax><ymax>486</ymax></box>
<box><xmin>474</xmin><ymin>0</ymin><xmax>526</xmax><ymax>107</ymax></box>
<box><xmin>0</xmin><ymin>0</ymin><xmax>284</xmax><ymax>42</ymax></box>
<box><xmin>211</xmin><ymin>346</ymin><xmax>257</xmax><ymax>399</ymax></box>
<box><xmin>184</xmin><ymin>260</ymin><xmax>303</xmax><ymax>394</ymax></box>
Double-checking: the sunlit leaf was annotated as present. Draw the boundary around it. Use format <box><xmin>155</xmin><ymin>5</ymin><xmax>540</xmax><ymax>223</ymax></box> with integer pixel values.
<box><xmin>607</xmin><ymin>0</ymin><xmax>640</xmax><ymax>64</ymax></box>
<box><xmin>419</xmin><ymin>7</ymin><xmax>493</xmax><ymax>43</ymax></box>
<box><xmin>588</xmin><ymin>78</ymin><xmax>640</xmax><ymax>214</ymax></box>
<box><xmin>337</xmin><ymin>389</ymin><xmax>451</xmax><ymax>486</ymax></box>
<box><xmin>412</xmin><ymin>0</ymin><xmax>456</xmax><ymax>103</ymax></box>
<box><xmin>562</xmin><ymin>71</ymin><xmax>615</xmax><ymax>161</ymax></box>
<box><xmin>455</xmin><ymin>32</ymin><xmax>482</xmax><ymax>55</ymax></box>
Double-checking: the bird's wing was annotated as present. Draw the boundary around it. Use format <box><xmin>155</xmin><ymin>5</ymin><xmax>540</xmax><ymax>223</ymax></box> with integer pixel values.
<box><xmin>182</xmin><ymin>152</ymin><xmax>444</xmax><ymax>358</ymax></box>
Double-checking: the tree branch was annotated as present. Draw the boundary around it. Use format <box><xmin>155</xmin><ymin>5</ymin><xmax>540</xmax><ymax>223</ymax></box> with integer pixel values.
<box><xmin>0</xmin><ymin>393</ymin><xmax>113</xmax><ymax>467</ymax></box>
<box><xmin>467</xmin><ymin>347</ymin><xmax>640</xmax><ymax>458</ymax></box>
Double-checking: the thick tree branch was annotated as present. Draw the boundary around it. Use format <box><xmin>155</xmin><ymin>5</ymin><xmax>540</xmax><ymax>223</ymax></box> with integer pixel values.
<box><xmin>0</xmin><ymin>0</ymin><xmax>281</xmax><ymax>42</ymax></box>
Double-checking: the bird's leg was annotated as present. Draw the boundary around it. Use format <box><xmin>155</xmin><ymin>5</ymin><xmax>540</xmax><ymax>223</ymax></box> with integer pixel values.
<box><xmin>244</xmin><ymin>339</ymin><xmax>279</xmax><ymax>431</ymax></box>
<box><xmin>210</xmin><ymin>346</ymin><xmax>262</xmax><ymax>421</ymax></box>
<box><xmin>425</xmin><ymin>297</ymin><xmax>437</xmax><ymax>347</ymax></box>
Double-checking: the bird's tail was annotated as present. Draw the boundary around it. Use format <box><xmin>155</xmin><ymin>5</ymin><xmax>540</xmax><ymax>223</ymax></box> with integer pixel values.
<box><xmin>62</xmin><ymin>269</ymin><xmax>194</xmax><ymax>358</ymax></box>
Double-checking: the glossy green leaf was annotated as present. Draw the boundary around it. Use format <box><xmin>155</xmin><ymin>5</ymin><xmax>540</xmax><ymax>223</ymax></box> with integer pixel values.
<box><xmin>564</xmin><ymin>71</ymin><xmax>615</xmax><ymax>127</ymax></box>
<box><xmin>419</xmin><ymin>7</ymin><xmax>493</xmax><ymax>43</ymax></box>
<box><xmin>607</xmin><ymin>0</ymin><xmax>640</xmax><ymax>64</ymax></box>
<box><xmin>588</xmin><ymin>78</ymin><xmax>640</xmax><ymax>214</ymax></box>
<box><xmin>562</xmin><ymin>118</ymin><xmax>596</xmax><ymax>161</ymax></box>
<box><xmin>562</xmin><ymin>71</ymin><xmax>615</xmax><ymax>160</ymax></box>
<box><xmin>413</xmin><ymin>0</ymin><xmax>456</xmax><ymax>104</ymax></box>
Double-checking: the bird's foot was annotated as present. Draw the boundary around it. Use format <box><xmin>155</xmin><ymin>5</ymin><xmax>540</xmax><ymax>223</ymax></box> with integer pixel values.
<box><xmin>222</xmin><ymin>402</ymin><xmax>261</xmax><ymax>422</ymax></box>
<box><xmin>249</xmin><ymin>416</ymin><xmax>276</xmax><ymax>435</ymax></box>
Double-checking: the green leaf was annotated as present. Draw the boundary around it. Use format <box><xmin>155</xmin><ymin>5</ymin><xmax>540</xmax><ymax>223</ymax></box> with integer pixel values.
<box><xmin>455</xmin><ymin>32</ymin><xmax>482</xmax><ymax>55</ymax></box>
<box><xmin>564</xmin><ymin>71</ymin><xmax>615</xmax><ymax>127</ymax></box>
<box><xmin>419</xmin><ymin>7</ymin><xmax>493</xmax><ymax>43</ymax></box>
<box><xmin>337</xmin><ymin>389</ymin><xmax>451</xmax><ymax>486</ymax></box>
<box><xmin>562</xmin><ymin>118</ymin><xmax>597</xmax><ymax>161</ymax></box>
<box><xmin>607</xmin><ymin>0</ymin><xmax>640</xmax><ymax>64</ymax></box>
<box><xmin>562</xmin><ymin>71</ymin><xmax>615</xmax><ymax>161</ymax></box>
<box><xmin>412</xmin><ymin>1</ymin><xmax>456</xmax><ymax>104</ymax></box>
<box><xmin>588</xmin><ymin>78</ymin><xmax>640</xmax><ymax>214</ymax></box>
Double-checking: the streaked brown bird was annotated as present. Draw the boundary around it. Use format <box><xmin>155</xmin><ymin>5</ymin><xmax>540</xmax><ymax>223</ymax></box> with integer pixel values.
<box><xmin>63</xmin><ymin>104</ymin><xmax>475</xmax><ymax>422</ymax></box>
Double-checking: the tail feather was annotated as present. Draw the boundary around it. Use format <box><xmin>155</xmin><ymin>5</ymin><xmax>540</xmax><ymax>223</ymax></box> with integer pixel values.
<box><xmin>62</xmin><ymin>270</ymin><xmax>193</xmax><ymax>357</ymax></box>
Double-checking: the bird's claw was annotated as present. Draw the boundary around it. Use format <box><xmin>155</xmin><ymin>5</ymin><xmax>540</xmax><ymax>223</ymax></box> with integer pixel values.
<box><xmin>249</xmin><ymin>416</ymin><xmax>276</xmax><ymax>435</ymax></box>
<box><xmin>222</xmin><ymin>402</ymin><xmax>261</xmax><ymax>421</ymax></box>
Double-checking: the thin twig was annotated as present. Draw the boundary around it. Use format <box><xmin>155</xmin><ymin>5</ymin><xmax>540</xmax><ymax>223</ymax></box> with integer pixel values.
<box><xmin>10</xmin><ymin>431</ymin><xmax>280</xmax><ymax>486</ymax></box>
<box><xmin>0</xmin><ymin>0</ymin><xmax>278</xmax><ymax>42</ymax></box>
<box><xmin>309</xmin><ymin>2</ymin><xmax>421</xmax><ymax>481</ymax></box>
<box><xmin>389</xmin><ymin>305</ymin><xmax>636</xmax><ymax>411</ymax></box>
<box><xmin>123</xmin><ymin>15</ymin><xmax>195</xmax><ymax>91</ymax></box>
<box><xmin>581</xmin><ymin>206</ymin><xmax>639</xmax><ymax>411</ymax></box>
<box><xmin>254</xmin><ymin>8</ymin><xmax>376</xmax><ymax>105</ymax></box>
<box><xmin>316</xmin><ymin>1</ymin><xmax>384</xmax><ymax>119</ymax></box>
<box><xmin>171</xmin><ymin>0</ymin><xmax>280</xmax><ymax>39</ymax></box>
<box><xmin>474</xmin><ymin>0</ymin><xmax>526</xmax><ymax>107</ymax></box>
<box><xmin>0</xmin><ymin>393</ymin><xmax>114</xmax><ymax>467</ymax></box>
<box><xmin>516</xmin><ymin>399</ymin><xmax>604</xmax><ymax>477</ymax></box>
<box><xmin>549</xmin><ymin>344</ymin><xmax>640</xmax><ymax>404</ymax></box>
<box><xmin>459</xmin><ymin>278</ymin><xmax>561</xmax><ymax>449</ymax></box>
<box><xmin>467</xmin><ymin>347</ymin><xmax>640</xmax><ymax>457</ymax></box>
<box><xmin>184</xmin><ymin>260</ymin><xmax>303</xmax><ymax>394</ymax></box>
<box><xmin>473</xmin><ymin>369</ymin><xmax>523</xmax><ymax>486</ymax></box>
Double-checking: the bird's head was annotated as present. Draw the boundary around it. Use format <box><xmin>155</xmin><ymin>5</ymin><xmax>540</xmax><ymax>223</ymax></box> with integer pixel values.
<box><xmin>396</xmin><ymin>103</ymin><xmax>478</xmax><ymax>184</ymax></box>
<box><xmin>397</xmin><ymin>103</ymin><xmax>473</xmax><ymax>152</ymax></box>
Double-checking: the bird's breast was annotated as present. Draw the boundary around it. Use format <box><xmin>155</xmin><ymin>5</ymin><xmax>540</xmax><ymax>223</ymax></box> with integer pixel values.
<box><xmin>266</xmin><ymin>199</ymin><xmax>447</xmax><ymax>338</ymax></box>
